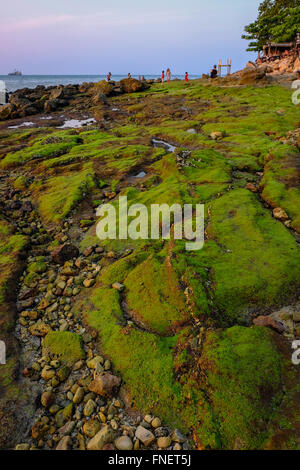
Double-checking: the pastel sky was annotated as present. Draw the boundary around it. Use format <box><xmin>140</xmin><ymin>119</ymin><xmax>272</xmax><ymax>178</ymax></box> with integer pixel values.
<box><xmin>1</xmin><ymin>0</ymin><xmax>261</xmax><ymax>75</ymax></box>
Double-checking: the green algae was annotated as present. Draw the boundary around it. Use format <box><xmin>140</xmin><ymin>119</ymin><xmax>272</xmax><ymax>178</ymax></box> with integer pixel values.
<box><xmin>42</xmin><ymin>331</ymin><xmax>85</xmax><ymax>366</ymax></box>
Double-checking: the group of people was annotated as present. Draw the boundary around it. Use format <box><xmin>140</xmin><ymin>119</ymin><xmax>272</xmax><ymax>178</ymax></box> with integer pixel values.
<box><xmin>106</xmin><ymin>65</ymin><xmax>219</xmax><ymax>84</ymax></box>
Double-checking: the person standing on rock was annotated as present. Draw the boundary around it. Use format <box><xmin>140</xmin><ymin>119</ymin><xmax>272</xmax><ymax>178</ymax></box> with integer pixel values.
<box><xmin>185</xmin><ymin>72</ymin><xmax>189</xmax><ymax>82</ymax></box>
<box><xmin>166</xmin><ymin>68</ymin><xmax>171</xmax><ymax>84</ymax></box>
<box><xmin>161</xmin><ymin>70</ymin><xmax>165</xmax><ymax>85</ymax></box>
<box><xmin>210</xmin><ymin>65</ymin><xmax>218</xmax><ymax>79</ymax></box>
<box><xmin>106</xmin><ymin>72</ymin><xmax>112</xmax><ymax>82</ymax></box>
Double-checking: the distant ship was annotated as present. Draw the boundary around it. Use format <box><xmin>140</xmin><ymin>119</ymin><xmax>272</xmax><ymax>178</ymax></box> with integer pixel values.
<box><xmin>8</xmin><ymin>70</ymin><xmax>22</xmax><ymax>76</ymax></box>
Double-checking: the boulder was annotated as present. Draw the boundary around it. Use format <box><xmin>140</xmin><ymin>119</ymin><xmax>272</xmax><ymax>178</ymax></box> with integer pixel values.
<box><xmin>120</xmin><ymin>78</ymin><xmax>149</xmax><ymax>93</ymax></box>
<box><xmin>94</xmin><ymin>80</ymin><xmax>115</xmax><ymax>96</ymax></box>
<box><xmin>240</xmin><ymin>67</ymin><xmax>266</xmax><ymax>85</ymax></box>
<box><xmin>51</xmin><ymin>244</ymin><xmax>79</xmax><ymax>265</ymax></box>
<box><xmin>92</xmin><ymin>93</ymin><xmax>108</xmax><ymax>106</ymax></box>
<box><xmin>50</xmin><ymin>86</ymin><xmax>65</xmax><ymax>100</ymax></box>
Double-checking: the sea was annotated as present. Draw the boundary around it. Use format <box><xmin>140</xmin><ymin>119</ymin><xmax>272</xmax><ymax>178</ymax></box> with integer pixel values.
<box><xmin>0</xmin><ymin>74</ymin><xmax>204</xmax><ymax>93</ymax></box>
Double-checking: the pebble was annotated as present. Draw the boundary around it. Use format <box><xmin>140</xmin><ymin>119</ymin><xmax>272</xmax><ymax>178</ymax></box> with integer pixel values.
<box><xmin>114</xmin><ymin>435</ymin><xmax>133</xmax><ymax>450</ymax></box>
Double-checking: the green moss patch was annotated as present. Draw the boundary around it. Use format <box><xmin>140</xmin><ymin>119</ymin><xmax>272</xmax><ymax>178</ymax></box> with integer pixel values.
<box><xmin>42</xmin><ymin>331</ymin><xmax>85</xmax><ymax>366</ymax></box>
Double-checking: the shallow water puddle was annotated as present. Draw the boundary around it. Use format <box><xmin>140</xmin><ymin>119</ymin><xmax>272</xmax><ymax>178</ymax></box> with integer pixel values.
<box><xmin>8</xmin><ymin>122</ymin><xmax>34</xmax><ymax>129</ymax></box>
<box><xmin>151</xmin><ymin>138</ymin><xmax>176</xmax><ymax>153</ymax></box>
<box><xmin>134</xmin><ymin>171</ymin><xmax>147</xmax><ymax>178</ymax></box>
<box><xmin>58</xmin><ymin>118</ymin><xmax>96</xmax><ymax>129</ymax></box>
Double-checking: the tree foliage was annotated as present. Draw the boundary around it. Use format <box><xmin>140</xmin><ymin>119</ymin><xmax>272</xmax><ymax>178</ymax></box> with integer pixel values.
<box><xmin>242</xmin><ymin>0</ymin><xmax>300</xmax><ymax>51</ymax></box>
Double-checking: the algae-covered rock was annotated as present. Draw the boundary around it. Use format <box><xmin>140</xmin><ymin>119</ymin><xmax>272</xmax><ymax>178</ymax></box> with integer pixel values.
<box><xmin>42</xmin><ymin>331</ymin><xmax>85</xmax><ymax>366</ymax></box>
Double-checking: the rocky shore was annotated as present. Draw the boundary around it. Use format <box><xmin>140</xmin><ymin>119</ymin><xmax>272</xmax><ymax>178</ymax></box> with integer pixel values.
<box><xmin>1</xmin><ymin>74</ymin><xmax>300</xmax><ymax>450</ymax></box>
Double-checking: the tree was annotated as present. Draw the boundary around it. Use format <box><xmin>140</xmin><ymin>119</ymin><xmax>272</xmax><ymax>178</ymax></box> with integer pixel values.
<box><xmin>242</xmin><ymin>0</ymin><xmax>300</xmax><ymax>51</ymax></box>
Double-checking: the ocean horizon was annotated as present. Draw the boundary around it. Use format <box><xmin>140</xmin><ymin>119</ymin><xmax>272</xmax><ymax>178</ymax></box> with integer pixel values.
<box><xmin>0</xmin><ymin>74</ymin><xmax>207</xmax><ymax>93</ymax></box>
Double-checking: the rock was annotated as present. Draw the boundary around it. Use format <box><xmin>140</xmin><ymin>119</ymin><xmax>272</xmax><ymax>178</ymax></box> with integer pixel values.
<box><xmin>87</xmin><ymin>356</ymin><xmax>104</xmax><ymax>370</ymax></box>
<box><xmin>210</xmin><ymin>131</ymin><xmax>224</xmax><ymax>140</ymax></box>
<box><xmin>50</xmin><ymin>86</ymin><xmax>65</xmax><ymax>100</ymax></box>
<box><xmin>89</xmin><ymin>373</ymin><xmax>121</xmax><ymax>397</ymax></box>
<box><xmin>29</xmin><ymin>321</ymin><xmax>51</xmax><ymax>337</ymax></box>
<box><xmin>171</xmin><ymin>429</ymin><xmax>186</xmax><ymax>443</ymax></box>
<box><xmin>51</xmin><ymin>244</ymin><xmax>79</xmax><ymax>265</ymax></box>
<box><xmin>0</xmin><ymin>103</ymin><xmax>15</xmax><ymax>120</ymax></box>
<box><xmin>58</xmin><ymin>421</ymin><xmax>75</xmax><ymax>436</ymax></box>
<box><xmin>15</xmin><ymin>443</ymin><xmax>30</xmax><ymax>450</ymax></box>
<box><xmin>246</xmin><ymin>182</ymin><xmax>258</xmax><ymax>193</ymax></box>
<box><xmin>87</xmin><ymin>425</ymin><xmax>115</xmax><ymax>450</ymax></box>
<box><xmin>120</xmin><ymin>78</ymin><xmax>149</xmax><ymax>94</ymax></box>
<box><xmin>92</xmin><ymin>93</ymin><xmax>108</xmax><ymax>106</ymax></box>
<box><xmin>94</xmin><ymin>80</ymin><xmax>115</xmax><ymax>96</ymax></box>
<box><xmin>32</xmin><ymin>421</ymin><xmax>49</xmax><ymax>440</ymax></box>
<box><xmin>41</xmin><ymin>365</ymin><xmax>56</xmax><ymax>381</ymax></box>
<box><xmin>83</xmin><ymin>279</ymin><xmax>95</xmax><ymax>288</ymax></box>
<box><xmin>114</xmin><ymin>435</ymin><xmax>133</xmax><ymax>450</ymax></box>
<box><xmin>112</xmin><ymin>282</ymin><xmax>124</xmax><ymax>291</ymax></box>
<box><xmin>57</xmin><ymin>365</ymin><xmax>71</xmax><ymax>382</ymax></box>
<box><xmin>253</xmin><ymin>315</ymin><xmax>285</xmax><ymax>333</ymax></box>
<box><xmin>187</xmin><ymin>128</ymin><xmax>197</xmax><ymax>134</ymax></box>
<box><xmin>135</xmin><ymin>426</ymin><xmax>155</xmax><ymax>447</ymax></box>
<box><xmin>157</xmin><ymin>436</ymin><xmax>171</xmax><ymax>449</ymax></box>
<box><xmin>84</xmin><ymin>399</ymin><xmax>96</xmax><ymax>417</ymax></box>
<box><xmin>56</xmin><ymin>436</ymin><xmax>72</xmax><ymax>450</ymax></box>
<box><xmin>41</xmin><ymin>391</ymin><xmax>55</xmax><ymax>408</ymax></box>
<box><xmin>240</xmin><ymin>67</ymin><xmax>266</xmax><ymax>85</ymax></box>
<box><xmin>273</xmin><ymin>207</ymin><xmax>289</xmax><ymax>221</ymax></box>
<box><xmin>293</xmin><ymin>311</ymin><xmax>300</xmax><ymax>323</ymax></box>
<box><xmin>73</xmin><ymin>386</ymin><xmax>84</xmax><ymax>404</ymax></box>
<box><xmin>151</xmin><ymin>417</ymin><xmax>161</xmax><ymax>428</ymax></box>
<box><xmin>83</xmin><ymin>419</ymin><xmax>101</xmax><ymax>438</ymax></box>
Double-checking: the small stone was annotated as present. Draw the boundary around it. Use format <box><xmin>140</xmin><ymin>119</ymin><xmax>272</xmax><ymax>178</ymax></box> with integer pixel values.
<box><xmin>41</xmin><ymin>391</ymin><xmax>55</xmax><ymax>408</ymax></box>
<box><xmin>210</xmin><ymin>131</ymin><xmax>224</xmax><ymax>140</ymax></box>
<box><xmin>87</xmin><ymin>425</ymin><xmax>115</xmax><ymax>450</ymax></box>
<box><xmin>87</xmin><ymin>356</ymin><xmax>104</xmax><ymax>370</ymax></box>
<box><xmin>41</xmin><ymin>365</ymin><xmax>55</xmax><ymax>381</ymax></box>
<box><xmin>15</xmin><ymin>443</ymin><xmax>30</xmax><ymax>450</ymax></box>
<box><xmin>56</xmin><ymin>436</ymin><xmax>72</xmax><ymax>450</ymax></box>
<box><xmin>245</xmin><ymin>182</ymin><xmax>258</xmax><ymax>193</ymax></box>
<box><xmin>58</xmin><ymin>421</ymin><xmax>75</xmax><ymax>437</ymax></box>
<box><xmin>83</xmin><ymin>419</ymin><xmax>101</xmax><ymax>438</ymax></box>
<box><xmin>89</xmin><ymin>373</ymin><xmax>121</xmax><ymax>397</ymax></box>
<box><xmin>99</xmin><ymin>412</ymin><xmax>107</xmax><ymax>423</ymax></box>
<box><xmin>157</xmin><ymin>436</ymin><xmax>171</xmax><ymax>449</ymax></box>
<box><xmin>73</xmin><ymin>387</ymin><xmax>84</xmax><ymax>404</ymax></box>
<box><xmin>273</xmin><ymin>207</ymin><xmax>289</xmax><ymax>221</ymax></box>
<box><xmin>83</xmin><ymin>279</ymin><xmax>95</xmax><ymax>288</ymax></box>
<box><xmin>253</xmin><ymin>315</ymin><xmax>285</xmax><ymax>333</ymax></box>
<box><xmin>84</xmin><ymin>399</ymin><xmax>96</xmax><ymax>417</ymax></box>
<box><xmin>57</xmin><ymin>365</ymin><xmax>70</xmax><ymax>382</ymax></box>
<box><xmin>112</xmin><ymin>282</ymin><xmax>124</xmax><ymax>291</ymax></box>
<box><xmin>171</xmin><ymin>429</ymin><xmax>186</xmax><ymax>443</ymax></box>
<box><xmin>151</xmin><ymin>417</ymin><xmax>161</xmax><ymax>428</ymax></box>
<box><xmin>135</xmin><ymin>426</ymin><xmax>155</xmax><ymax>447</ymax></box>
<box><xmin>173</xmin><ymin>443</ymin><xmax>182</xmax><ymax>450</ymax></box>
<box><xmin>114</xmin><ymin>435</ymin><xmax>133</xmax><ymax>450</ymax></box>
<box><xmin>144</xmin><ymin>414</ymin><xmax>152</xmax><ymax>424</ymax></box>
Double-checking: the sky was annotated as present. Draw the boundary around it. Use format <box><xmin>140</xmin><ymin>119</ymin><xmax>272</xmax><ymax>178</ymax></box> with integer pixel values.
<box><xmin>0</xmin><ymin>0</ymin><xmax>261</xmax><ymax>75</ymax></box>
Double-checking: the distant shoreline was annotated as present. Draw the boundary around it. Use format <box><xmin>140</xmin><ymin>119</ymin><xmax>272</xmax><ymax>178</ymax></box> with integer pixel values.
<box><xmin>1</xmin><ymin>74</ymin><xmax>205</xmax><ymax>93</ymax></box>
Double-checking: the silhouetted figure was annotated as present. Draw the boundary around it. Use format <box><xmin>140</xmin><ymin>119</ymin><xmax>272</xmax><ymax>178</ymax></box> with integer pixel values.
<box><xmin>210</xmin><ymin>65</ymin><xmax>218</xmax><ymax>79</ymax></box>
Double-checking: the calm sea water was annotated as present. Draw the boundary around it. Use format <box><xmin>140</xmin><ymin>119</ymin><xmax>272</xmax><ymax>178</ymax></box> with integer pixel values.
<box><xmin>0</xmin><ymin>74</ymin><xmax>203</xmax><ymax>93</ymax></box>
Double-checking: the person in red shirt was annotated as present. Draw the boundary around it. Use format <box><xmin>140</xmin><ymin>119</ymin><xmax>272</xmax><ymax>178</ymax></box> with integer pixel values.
<box><xmin>185</xmin><ymin>72</ymin><xmax>189</xmax><ymax>82</ymax></box>
<box><xmin>161</xmin><ymin>70</ymin><xmax>165</xmax><ymax>85</ymax></box>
